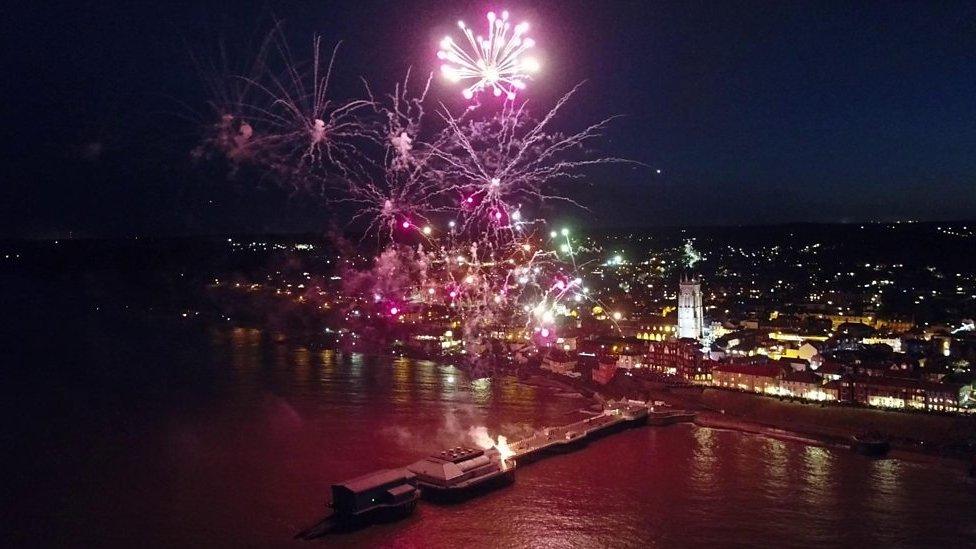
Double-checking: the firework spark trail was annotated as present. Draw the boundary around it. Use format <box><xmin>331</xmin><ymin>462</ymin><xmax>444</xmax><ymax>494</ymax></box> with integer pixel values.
<box><xmin>432</xmin><ymin>84</ymin><xmax>630</xmax><ymax>212</ymax></box>
<box><xmin>184</xmin><ymin>26</ymin><xmax>282</xmax><ymax>175</ymax></box>
<box><xmin>189</xmin><ymin>22</ymin><xmax>379</xmax><ymax>191</ymax></box>
<box><xmin>233</xmin><ymin>30</ymin><xmax>375</xmax><ymax>186</ymax></box>
<box><xmin>364</xmin><ymin>68</ymin><xmax>434</xmax><ymax>171</ymax></box>
<box><xmin>342</xmin><ymin>71</ymin><xmax>455</xmax><ymax>239</ymax></box>
<box><xmin>337</xmin><ymin>77</ymin><xmax>629</xmax><ymax>367</ymax></box>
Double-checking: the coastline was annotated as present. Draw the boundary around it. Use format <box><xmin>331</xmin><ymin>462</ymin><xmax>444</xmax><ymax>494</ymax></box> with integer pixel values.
<box><xmin>523</xmin><ymin>367</ymin><xmax>975</xmax><ymax>470</ymax></box>
<box><xmin>689</xmin><ymin>410</ymin><xmax>974</xmax><ymax>471</ymax></box>
<box><xmin>649</xmin><ymin>385</ymin><xmax>975</xmax><ymax>468</ymax></box>
<box><xmin>199</xmin><ymin>323</ymin><xmax>975</xmax><ymax>470</ymax></box>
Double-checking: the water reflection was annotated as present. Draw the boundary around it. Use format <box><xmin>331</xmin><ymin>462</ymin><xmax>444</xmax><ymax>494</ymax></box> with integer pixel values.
<box><xmin>319</xmin><ymin>349</ymin><xmax>335</xmax><ymax>379</ymax></box>
<box><xmin>470</xmin><ymin>377</ymin><xmax>493</xmax><ymax>404</ymax></box>
<box><xmin>226</xmin><ymin>327</ymin><xmax>262</xmax><ymax>384</ymax></box>
<box><xmin>868</xmin><ymin>458</ymin><xmax>905</xmax><ymax>520</ymax></box>
<box><xmin>136</xmin><ymin>326</ymin><xmax>976</xmax><ymax>547</ymax></box>
<box><xmin>691</xmin><ymin>427</ymin><xmax>716</xmax><ymax>489</ymax></box>
<box><xmin>762</xmin><ymin>438</ymin><xmax>788</xmax><ymax>497</ymax></box>
<box><xmin>391</xmin><ymin>356</ymin><xmax>411</xmax><ymax>405</ymax></box>
<box><xmin>293</xmin><ymin>346</ymin><xmax>310</xmax><ymax>379</ymax></box>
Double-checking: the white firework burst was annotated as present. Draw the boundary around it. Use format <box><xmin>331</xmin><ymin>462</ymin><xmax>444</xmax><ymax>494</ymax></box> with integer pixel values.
<box><xmin>437</xmin><ymin>10</ymin><xmax>540</xmax><ymax>100</ymax></box>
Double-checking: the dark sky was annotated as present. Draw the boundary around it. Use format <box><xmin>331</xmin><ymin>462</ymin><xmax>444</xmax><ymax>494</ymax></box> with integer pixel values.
<box><xmin>4</xmin><ymin>1</ymin><xmax>976</xmax><ymax>238</ymax></box>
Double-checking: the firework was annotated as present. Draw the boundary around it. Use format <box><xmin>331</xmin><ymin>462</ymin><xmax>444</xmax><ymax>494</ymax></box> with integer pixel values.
<box><xmin>431</xmin><ymin>84</ymin><xmax>629</xmax><ymax>239</ymax></box>
<box><xmin>684</xmin><ymin>240</ymin><xmax>702</xmax><ymax>268</ymax></box>
<box><xmin>192</xmin><ymin>18</ymin><xmax>633</xmax><ymax>375</ymax></box>
<box><xmin>246</xmin><ymin>34</ymin><xmax>375</xmax><ymax>180</ymax></box>
<box><xmin>185</xmin><ymin>27</ymin><xmax>278</xmax><ymax>175</ymax></box>
<box><xmin>193</xmin><ymin>24</ymin><xmax>376</xmax><ymax>189</ymax></box>
<box><xmin>336</xmin><ymin>80</ymin><xmax>627</xmax><ymax>369</ymax></box>
<box><xmin>343</xmin><ymin>71</ymin><xmax>449</xmax><ymax>238</ymax></box>
<box><xmin>438</xmin><ymin>10</ymin><xmax>540</xmax><ymax>100</ymax></box>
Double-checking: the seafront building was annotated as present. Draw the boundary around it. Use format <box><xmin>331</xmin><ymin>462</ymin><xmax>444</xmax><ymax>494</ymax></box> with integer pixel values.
<box><xmin>572</xmin><ymin>275</ymin><xmax>975</xmax><ymax>414</ymax></box>
<box><xmin>710</xmin><ymin>360</ymin><xmax>789</xmax><ymax>395</ymax></box>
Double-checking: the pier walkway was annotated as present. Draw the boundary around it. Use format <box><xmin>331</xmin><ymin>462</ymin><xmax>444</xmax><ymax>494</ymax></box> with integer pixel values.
<box><xmin>509</xmin><ymin>400</ymin><xmax>651</xmax><ymax>461</ymax></box>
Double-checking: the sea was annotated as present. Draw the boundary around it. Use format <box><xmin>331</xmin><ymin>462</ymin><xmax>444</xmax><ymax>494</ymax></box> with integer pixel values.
<box><xmin>5</xmin><ymin>304</ymin><xmax>976</xmax><ymax>548</ymax></box>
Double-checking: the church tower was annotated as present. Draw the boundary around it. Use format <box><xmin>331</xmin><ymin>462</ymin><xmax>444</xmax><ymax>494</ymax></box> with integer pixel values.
<box><xmin>677</xmin><ymin>274</ymin><xmax>703</xmax><ymax>340</ymax></box>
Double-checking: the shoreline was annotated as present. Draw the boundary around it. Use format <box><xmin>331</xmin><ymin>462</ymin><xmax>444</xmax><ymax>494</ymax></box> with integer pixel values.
<box><xmin>690</xmin><ymin>410</ymin><xmax>973</xmax><ymax>470</ymax></box>
<box><xmin>203</xmin><ymin>323</ymin><xmax>975</xmax><ymax>470</ymax></box>
<box><xmin>692</xmin><ymin>412</ymin><xmax>849</xmax><ymax>450</ymax></box>
<box><xmin>654</xmin><ymin>387</ymin><xmax>975</xmax><ymax>468</ymax></box>
<box><xmin>520</xmin><ymin>368</ymin><xmax>975</xmax><ymax>470</ymax></box>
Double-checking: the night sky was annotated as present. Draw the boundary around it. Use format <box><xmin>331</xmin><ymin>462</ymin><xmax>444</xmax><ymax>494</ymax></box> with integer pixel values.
<box><xmin>4</xmin><ymin>1</ymin><xmax>976</xmax><ymax>238</ymax></box>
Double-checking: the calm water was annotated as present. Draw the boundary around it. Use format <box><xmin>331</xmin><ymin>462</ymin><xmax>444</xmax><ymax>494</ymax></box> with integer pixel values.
<box><xmin>6</xmin><ymin>314</ymin><xmax>976</xmax><ymax>548</ymax></box>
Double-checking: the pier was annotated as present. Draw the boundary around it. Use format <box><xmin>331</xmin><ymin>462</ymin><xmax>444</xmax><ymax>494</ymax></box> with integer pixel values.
<box><xmin>299</xmin><ymin>400</ymin><xmax>694</xmax><ymax>539</ymax></box>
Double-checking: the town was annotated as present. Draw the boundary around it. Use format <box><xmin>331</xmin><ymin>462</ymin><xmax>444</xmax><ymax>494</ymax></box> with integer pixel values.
<box><xmin>11</xmin><ymin>222</ymin><xmax>968</xmax><ymax>416</ymax></box>
<box><xmin>191</xmin><ymin>221</ymin><xmax>976</xmax><ymax>416</ymax></box>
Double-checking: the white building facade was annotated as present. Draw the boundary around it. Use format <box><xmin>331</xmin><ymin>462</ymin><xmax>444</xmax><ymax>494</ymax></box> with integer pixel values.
<box><xmin>677</xmin><ymin>274</ymin><xmax>704</xmax><ymax>340</ymax></box>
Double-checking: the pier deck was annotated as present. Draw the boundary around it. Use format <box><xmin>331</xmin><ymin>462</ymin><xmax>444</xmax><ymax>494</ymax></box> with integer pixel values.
<box><xmin>509</xmin><ymin>400</ymin><xmax>650</xmax><ymax>461</ymax></box>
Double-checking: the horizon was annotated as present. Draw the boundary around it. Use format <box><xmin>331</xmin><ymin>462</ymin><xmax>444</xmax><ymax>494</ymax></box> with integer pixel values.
<box><xmin>5</xmin><ymin>217</ymin><xmax>975</xmax><ymax>242</ymax></box>
<box><xmin>3</xmin><ymin>1</ymin><xmax>976</xmax><ymax>237</ymax></box>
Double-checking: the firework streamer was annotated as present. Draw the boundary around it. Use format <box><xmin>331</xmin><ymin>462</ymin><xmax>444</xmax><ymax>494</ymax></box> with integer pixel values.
<box><xmin>259</xmin><ymin>35</ymin><xmax>374</xmax><ymax>177</ymax></box>
<box><xmin>185</xmin><ymin>26</ymin><xmax>279</xmax><ymax>175</ymax></box>
<box><xmin>340</xmin><ymin>70</ymin><xmax>453</xmax><ymax>239</ymax></box>
<box><xmin>430</xmin><ymin>83</ymin><xmax>632</xmax><ymax>241</ymax></box>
